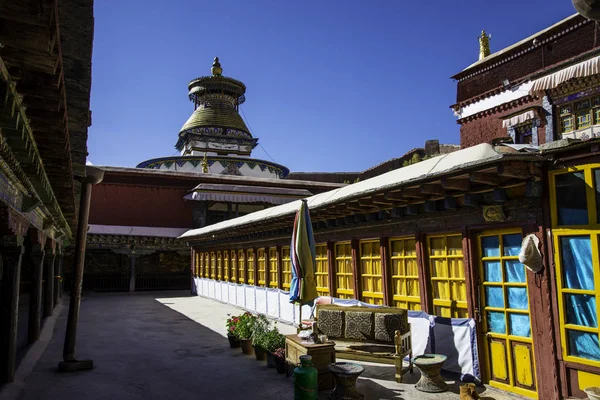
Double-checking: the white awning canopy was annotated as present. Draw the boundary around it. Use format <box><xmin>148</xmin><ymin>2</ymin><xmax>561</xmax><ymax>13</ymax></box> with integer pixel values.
<box><xmin>502</xmin><ymin>110</ymin><xmax>538</xmax><ymax>128</ymax></box>
<box><xmin>529</xmin><ymin>55</ymin><xmax>600</xmax><ymax>95</ymax></box>
<box><xmin>180</xmin><ymin>143</ymin><xmax>510</xmax><ymax>240</ymax></box>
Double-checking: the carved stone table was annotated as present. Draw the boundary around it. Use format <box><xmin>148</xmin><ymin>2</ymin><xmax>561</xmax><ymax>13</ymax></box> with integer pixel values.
<box><xmin>412</xmin><ymin>354</ymin><xmax>448</xmax><ymax>393</ymax></box>
<box><xmin>328</xmin><ymin>362</ymin><xmax>365</xmax><ymax>400</ymax></box>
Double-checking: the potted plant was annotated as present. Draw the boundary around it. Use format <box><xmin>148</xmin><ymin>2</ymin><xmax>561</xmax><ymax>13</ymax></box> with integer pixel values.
<box><xmin>250</xmin><ymin>313</ymin><xmax>270</xmax><ymax>361</ymax></box>
<box><xmin>226</xmin><ymin>314</ymin><xmax>241</xmax><ymax>348</ymax></box>
<box><xmin>273</xmin><ymin>347</ymin><xmax>286</xmax><ymax>374</ymax></box>
<box><xmin>234</xmin><ymin>312</ymin><xmax>255</xmax><ymax>355</ymax></box>
<box><xmin>263</xmin><ymin>327</ymin><xmax>286</xmax><ymax>368</ymax></box>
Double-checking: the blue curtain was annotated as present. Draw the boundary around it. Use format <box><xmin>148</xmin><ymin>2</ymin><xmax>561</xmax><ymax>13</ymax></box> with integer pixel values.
<box><xmin>560</xmin><ymin>236</ymin><xmax>594</xmax><ymax>291</ymax></box>
<box><xmin>568</xmin><ymin>330</ymin><xmax>600</xmax><ymax>361</ymax></box>
<box><xmin>509</xmin><ymin>313</ymin><xmax>531</xmax><ymax>337</ymax></box>
<box><xmin>560</xmin><ymin>236</ymin><xmax>599</xmax><ymax>361</ymax></box>
<box><xmin>487</xmin><ymin>311</ymin><xmax>505</xmax><ymax>334</ymax></box>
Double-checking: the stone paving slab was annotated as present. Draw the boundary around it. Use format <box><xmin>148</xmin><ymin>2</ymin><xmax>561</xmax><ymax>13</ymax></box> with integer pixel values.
<box><xmin>6</xmin><ymin>292</ymin><xmax>526</xmax><ymax>400</ymax></box>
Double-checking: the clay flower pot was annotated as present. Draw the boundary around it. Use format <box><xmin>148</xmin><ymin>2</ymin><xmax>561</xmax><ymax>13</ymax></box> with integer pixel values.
<box><xmin>227</xmin><ymin>334</ymin><xmax>240</xmax><ymax>348</ymax></box>
<box><xmin>240</xmin><ymin>339</ymin><xmax>254</xmax><ymax>355</ymax></box>
<box><xmin>275</xmin><ymin>357</ymin><xmax>286</xmax><ymax>374</ymax></box>
<box><xmin>253</xmin><ymin>346</ymin><xmax>267</xmax><ymax>361</ymax></box>
<box><xmin>266</xmin><ymin>352</ymin><xmax>276</xmax><ymax>368</ymax></box>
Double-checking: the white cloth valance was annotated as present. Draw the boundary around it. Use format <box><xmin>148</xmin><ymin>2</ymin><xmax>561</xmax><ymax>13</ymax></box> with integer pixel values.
<box><xmin>529</xmin><ymin>55</ymin><xmax>600</xmax><ymax>95</ymax></box>
<box><xmin>502</xmin><ymin>110</ymin><xmax>537</xmax><ymax>128</ymax></box>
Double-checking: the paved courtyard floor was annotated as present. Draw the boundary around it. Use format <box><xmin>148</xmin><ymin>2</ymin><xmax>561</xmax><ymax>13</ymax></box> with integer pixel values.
<box><xmin>2</xmin><ymin>291</ymin><xmax>526</xmax><ymax>400</ymax></box>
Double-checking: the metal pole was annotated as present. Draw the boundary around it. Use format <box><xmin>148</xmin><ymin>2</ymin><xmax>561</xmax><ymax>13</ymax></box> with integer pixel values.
<box><xmin>58</xmin><ymin>166</ymin><xmax>103</xmax><ymax>372</ymax></box>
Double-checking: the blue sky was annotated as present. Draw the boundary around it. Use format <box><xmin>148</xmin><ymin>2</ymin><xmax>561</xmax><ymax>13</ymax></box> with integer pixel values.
<box><xmin>88</xmin><ymin>1</ymin><xmax>576</xmax><ymax>173</ymax></box>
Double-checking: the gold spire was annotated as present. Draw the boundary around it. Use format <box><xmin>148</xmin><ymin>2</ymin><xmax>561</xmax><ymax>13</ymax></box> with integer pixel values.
<box><xmin>479</xmin><ymin>30</ymin><xmax>491</xmax><ymax>61</ymax></box>
<box><xmin>211</xmin><ymin>57</ymin><xmax>223</xmax><ymax>76</ymax></box>
<box><xmin>201</xmin><ymin>152</ymin><xmax>209</xmax><ymax>173</ymax></box>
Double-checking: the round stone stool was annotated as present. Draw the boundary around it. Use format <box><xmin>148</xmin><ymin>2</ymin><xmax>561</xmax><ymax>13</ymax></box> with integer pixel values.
<box><xmin>412</xmin><ymin>354</ymin><xmax>448</xmax><ymax>393</ymax></box>
<box><xmin>328</xmin><ymin>362</ymin><xmax>365</xmax><ymax>400</ymax></box>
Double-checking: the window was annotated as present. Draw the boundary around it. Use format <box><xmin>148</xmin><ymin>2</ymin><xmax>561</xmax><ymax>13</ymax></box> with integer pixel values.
<box><xmin>390</xmin><ymin>237</ymin><xmax>420</xmax><ymax>310</ymax></box>
<box><xmin>315</xmin><ymin>244</ymin><xmax>329</xmax><ymax>296</ymax></box>
<box><xmin>210</xmin><ymin>252</ymin><xmax>216</xmax><ymax>280</ymax></box>
<box><xmin>268</xmin><ymin>248</ymin><xmax>278</xmax><ymax>288</ymax></box>
<box><xmin>230</xmin><ymin>250</ymin><xmax>237</xmax><ymax>282</ymax></box>
<box><xmin>257</xmin><ymin>248</ymin><xmax>266</xmax><ymax>287</ymax></box>
<box><xmin>558</xmin><ymin>95</ymin><xmax>600</xmax><ymax>134</ymax></box>
<box><xmin>360</xmin><ymin>240</ymin><xmax>383</xmax><ymax>305</ymax></box>
<box><xmin>335</xmin><ymin>242</ymin><xmax>354</xmax><ymax>299</ymax></box>
<box><xmin>246</xmin><ymin>249</ymin><xmax>255</xmax><ymax>285</ymax></box>
<box><xmin>551</xmin><ymin>164</ymin><xmax>600</xmax><ymax>366</ymax></box>
<box><xmin>281</xmin><ymin>247</ymin><xmax>292</xmax><ymax>289</ymax></box>
<box><xmin>237</xmin><ymin>250</ymin><xmax>246</xmax><ymax>283</ymax></box>
<box><xmin>217</xmin><ymin>251</ymin><xmax>222</xmax><ymax>281</ymax></box>
<box><xmin>223</xmin><ymin>251</ymin><xmax>230</xmax><ymax>281</ymax></box>
<box><xmin>515</xmin><ymin>124</ymin><xmax>533</xmax><ymax>145</ymax></box>
<box><xmin>427</xmin><ymin>234</ymin><xmax>468</xmax><ymax>318</ymax></box>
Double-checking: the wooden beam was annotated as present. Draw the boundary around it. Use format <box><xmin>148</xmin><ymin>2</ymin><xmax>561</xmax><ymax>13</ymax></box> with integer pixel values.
<box><xmin>400</xmin><ymin>187</ymin><xmax>424</xmax><ymax>199</ymax></box>
<box><xmin>371</xmin><ymin>194</ymin><xmax>395</xmax><ymax>207</ymax></box>
<box><xmin>441</xmin><ymin>177</ymin><xmax>471</xmax><ymax>191</ymax></box>
<box><xmin>421</xmin><ymin>184</ymin><xmax>445</xmax><ymax>196</ymax></box>
<box><xmin>469</xmin><ymin>172</ymin><xmax>498</xmax><ymax>185</ymax></box>
<box><xmin>497</xmin><ymin>164</ymin><xmax>532</xmax><ymax>180</ymax></box>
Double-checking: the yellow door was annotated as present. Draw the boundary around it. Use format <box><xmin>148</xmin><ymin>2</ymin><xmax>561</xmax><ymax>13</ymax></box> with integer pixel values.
<box><xmin>479</xmin><ymin>231</ymin><xmax>537</xmax><ymax>398</ymax></box>
<box><xmin>315</xmin><ymin>244</ymin><xmax>329</xmax><ymax>296</ymax></box>
<box><xmin>426</xmin><ymin>234</ymin><xmax>468</xmax><ymax>318</ymax></box>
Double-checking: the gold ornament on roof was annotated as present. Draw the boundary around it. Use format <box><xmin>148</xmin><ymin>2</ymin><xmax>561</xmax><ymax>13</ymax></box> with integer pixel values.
<box><xmin>479</xmin><ymin>30</ymin><xmax>491</xmax><ymax>61</ymax></box>
<box><xmin>201</xmin><ymin>152</ymin><xmax>209</xmax><ymax>173</ymax></box>
<box><xmin>211</xmin><ymin>57</ymin><xmax>223</xmax><ymax>76</ymax></box>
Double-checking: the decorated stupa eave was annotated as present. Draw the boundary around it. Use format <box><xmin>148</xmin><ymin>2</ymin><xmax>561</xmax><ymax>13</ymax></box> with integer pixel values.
<box><xmin>175</xmin><ymin>134</ymin><xmax>258</xmax><ymax>152</ymax></box>
<box><xmin>187</xmin><ymin>75</ymin><xmax>247</xmax><ymax>92</ymax></box>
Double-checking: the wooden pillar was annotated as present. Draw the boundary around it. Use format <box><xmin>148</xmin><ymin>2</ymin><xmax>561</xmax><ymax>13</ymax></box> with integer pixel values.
<box><xmin>0</xmin><ymin>234</ymin><xmax>25</xmax><ymax>384</ymax></box>
<box><xmin>351</xmin><ymin>238</ymin><xmax>360</xmax><ymax>300</ymax></box>
<box><xmin>44</xmin><ymin>247</ymin><xmax>56</xmax><ymax>318</ymax></box>
<box><xmin>129</xmin><ymin>255</ymin><xmax>137</xmax><ymax>293</ymax></box>
<box><xmin>380</xmin><ymin>236</ymin><xmax>392</xmax><ymax>307</ymax></box>
<box><xmin>59</xmin><ymin>166</ymin><xmax>103</xmax><ymax>371</ymax></box>
<box><xmin>57</xmin><ymin>253</ymin><xmax>64</xmax><ymax>300</ymax></box>
<box><xmin>275</xmin><ymin>245</ymin><xmax>282</xmax><ymax>290</ymax></box>
<box><xmin>415</xmin><ymin>233</ymin><xmax>432</xmax><ymax>314</ymax></box>
<box><xmin>326</xmin><ymin>242</ymin><xmax>336</xmax><ymax>298</ymax></box>
<box><xmin>28</xmin><ymin>232</ymin><xmax>45</xmax><ymax>345</ymax></box>
<box><xmin>54</xmin><ymin>248</ymin><xmax>62</xmax><ymax>307</ymax></box>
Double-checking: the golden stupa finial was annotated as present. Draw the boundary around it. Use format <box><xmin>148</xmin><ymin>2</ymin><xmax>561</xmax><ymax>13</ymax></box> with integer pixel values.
<box><xmin>201</xmin><ymin>152</ymin><xmax>209</xmax><ymax>173</ymax></box>
<box><xmin>211</xmin><ymin>57</ymin><xmax>223</xmax><ymax>76</ymax></box>
<box><xmin>479</xmin><ymin>30</ymin><xmax>491</xmax><ymax>61</ymax></box>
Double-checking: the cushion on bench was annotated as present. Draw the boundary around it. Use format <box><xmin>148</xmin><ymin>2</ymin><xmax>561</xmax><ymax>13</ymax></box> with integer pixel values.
<box><xmin>374</xmin><ymin>312</ymin><xmax>408</xmax><ymax>342</ymax></box>
<box><xmin>318</xmin><ymin>309</ymin><xmax>344</xmax><ymax>339</ymax></box>
<box><xmin>345</xmin><ymin>311</ymin><xmax>374</xmax><ymax>341</ymax></box>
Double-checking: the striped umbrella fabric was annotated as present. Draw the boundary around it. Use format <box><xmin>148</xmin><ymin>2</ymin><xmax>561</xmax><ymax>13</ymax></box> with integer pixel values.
<box><xmin>289</xmin><ymin>199</ymin><xmax>318</xmax><ymax>305</ymax></box>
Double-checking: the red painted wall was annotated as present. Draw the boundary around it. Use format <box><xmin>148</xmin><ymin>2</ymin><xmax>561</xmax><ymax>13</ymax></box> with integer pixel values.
<box><xmin>459</xmin><ymin>100</ymin><xmax>547</xmax><ymax>148</ymax></box>
<box><xmin>89</xmin><ymin>183</ymin><xmax>195</xmax><ymax>228</ymax></box>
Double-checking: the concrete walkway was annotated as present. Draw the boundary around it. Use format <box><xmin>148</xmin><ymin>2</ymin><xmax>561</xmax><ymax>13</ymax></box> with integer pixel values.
<box><xmin>4</xmin><ymin>292</ymin><xmax>525</xmax><ymax>400</ymax></box>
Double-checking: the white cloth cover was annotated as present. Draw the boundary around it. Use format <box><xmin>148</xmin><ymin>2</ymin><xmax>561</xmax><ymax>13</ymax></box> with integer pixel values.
<box><xmin>431</xmin><ymin>317</ymin><xmax>480</xmax><ymax>383</ymax></box>
<box><xmin>530</xmin><ymin>55</ymin><xmax>600</xmax><ymax>95</ymax></box>
<box><xmin>519</xmin><ymin>234</ymin><xmax>543</xmax><ymax>273</ymax></box>
<box><xmin>245</xmin><ymin>286</ymin><xmax>256</xmax><ymax>312</ymax></box>
<box><xmin>502</xmin><ymin>110</ymin><xmax>537</xmax><ymax>128</ymax></box>
<box><xmin>208</xmin><ymin>280</ymin><xmax>215</xmax><ymax>299</ymax></box>
<box><xmin>279</xmin><ymin>292</ymin><xmax>295</xmax><ymax>323</ymax></box>
<box><xmin>407</xmin><ymin>312</ymin><xmax>433</xmax><ymax>357</ymax></box>
<box><xmin>267</xmin><ymin>289</ymin><xmax>280</xmax><ymax>318</ymax></box>
<box><xmin>220</xmin><ymin>282</ymin><xmax>229</xmax><ymax>303</ymax></box>
<box><xmin>256</xmin><ymin>288</ymin><xmax>267</xmax><ymax>315</ymax></box>
<box><xmin>236</xmin><ymin>285</ymin><xmax>245</xmax><ymax>308</ymax></box>
<box><xmin>229</xmin><ymin>284</ymin><xmax>237</xmax><ymax>305</ymax></box>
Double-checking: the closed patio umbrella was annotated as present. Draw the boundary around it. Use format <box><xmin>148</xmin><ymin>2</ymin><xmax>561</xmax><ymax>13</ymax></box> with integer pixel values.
<box><xmin>289</xmin><ymin>199</ymin><xmax>319</xmax><ymax>325</ymax></box>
